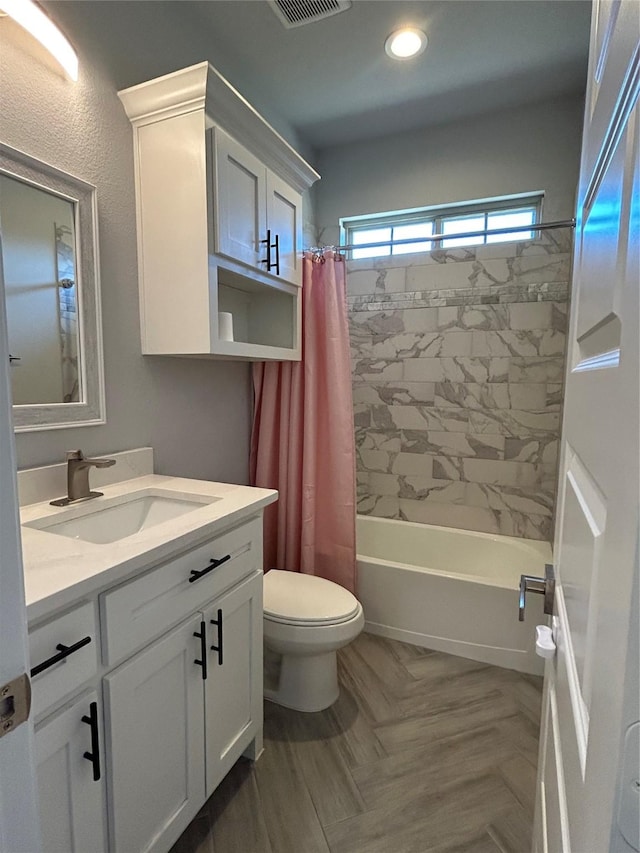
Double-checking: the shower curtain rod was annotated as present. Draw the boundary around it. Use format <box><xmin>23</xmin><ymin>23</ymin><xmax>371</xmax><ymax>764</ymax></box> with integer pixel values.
<box><xmin>312</xmin><ymin>218</ymin><xmax>576</xmax><ymax>254</ymax></box>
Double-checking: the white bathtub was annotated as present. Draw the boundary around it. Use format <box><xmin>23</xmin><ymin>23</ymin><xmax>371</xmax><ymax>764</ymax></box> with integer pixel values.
<box><xmin>356</xmin><ymin>515</ymin><xmax>552</xmax><ymax>675</ymax></box>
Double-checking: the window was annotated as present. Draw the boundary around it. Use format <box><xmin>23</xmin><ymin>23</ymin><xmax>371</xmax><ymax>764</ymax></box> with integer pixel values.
<box><xmin>342</xmin><ymin>195</ymin><xmax>542</xmax><ymax>260</ymax></box>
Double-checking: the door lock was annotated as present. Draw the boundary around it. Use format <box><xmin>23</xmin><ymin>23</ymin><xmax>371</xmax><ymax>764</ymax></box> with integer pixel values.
<box><xmin>0</xmin><ymin>673</ymin><xmax>32</xmax><ymax>738</ymax></box>
<box><xmin>519</xmin><ymin>563</ymin><xmax>555</xmax><ymax>621</ymax></box>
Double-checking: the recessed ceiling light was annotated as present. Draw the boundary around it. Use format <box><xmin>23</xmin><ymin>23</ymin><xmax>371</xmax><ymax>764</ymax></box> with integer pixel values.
<box><xmin>385</xmin><ymin>27</ymin><xmax>427</xmax><ymax>60</ymax></box>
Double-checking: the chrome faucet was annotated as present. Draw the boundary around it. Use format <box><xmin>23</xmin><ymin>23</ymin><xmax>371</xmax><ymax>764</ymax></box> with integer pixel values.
<box><xmin>50</xmin><ymin>450</ymin><xmax>117</xmax><ymax>507</ymax></box>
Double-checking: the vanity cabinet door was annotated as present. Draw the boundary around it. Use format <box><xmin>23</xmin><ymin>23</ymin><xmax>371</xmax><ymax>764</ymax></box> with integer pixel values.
<box><xmin>35</xmin><ymin>690</ymin><xmax>107</xmax><ymax>853</ymax></box>
<box><xmin>266</xmin><ymin>171</ymin><xmax>303</xmax><ymax>287</ymax></box>
<box><xmin>104</xmin><ymin>615</ymin><xmax>206</xmax><ymax>853</ymax></box>
<box><xmin>203</xmin><ymin>570</ymin><xmax>263</xmax><ymax>796</ymax></box>
<box><xmin>214</xmin><ymin>128</ymin><xmax>267</xmax><ymax>271</ymax></box>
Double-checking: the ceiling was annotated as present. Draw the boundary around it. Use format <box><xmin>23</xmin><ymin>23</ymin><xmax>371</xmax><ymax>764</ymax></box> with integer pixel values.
<box><xmin>186</xmin><ymin>0</ymin><xmax>592</xmax><ymax>148</ymax></box>
<box><xmin>45</xmin><ymin>0</ymin><xmax>592</xmax><ymax>151</ymax></box>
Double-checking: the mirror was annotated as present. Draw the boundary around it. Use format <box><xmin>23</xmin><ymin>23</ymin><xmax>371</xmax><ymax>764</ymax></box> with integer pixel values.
<box><xmin>0</xmin><ymin>143</ymin><xmax>105</xmax><ymax>431</ymax></box>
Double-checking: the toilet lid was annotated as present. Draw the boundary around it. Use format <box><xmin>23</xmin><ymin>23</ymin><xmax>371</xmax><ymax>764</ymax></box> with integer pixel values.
<box><xmin>263</xmin><ymin>570</ymin><xmax>360</xmax><ymax>625</ymax></box>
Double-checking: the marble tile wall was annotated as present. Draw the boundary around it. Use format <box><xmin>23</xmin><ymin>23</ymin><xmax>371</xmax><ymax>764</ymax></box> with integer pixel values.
<box><xmin>348</xmin><ymin>229</ymin><xmax>573</xmax><ymax>542</ymax></box>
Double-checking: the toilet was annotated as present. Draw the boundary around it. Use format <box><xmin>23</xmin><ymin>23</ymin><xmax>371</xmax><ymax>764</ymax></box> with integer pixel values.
<box><xmin>263</xmin><ymin>570</ymin><xmax>364</xmax><ymax>712</ymax></box>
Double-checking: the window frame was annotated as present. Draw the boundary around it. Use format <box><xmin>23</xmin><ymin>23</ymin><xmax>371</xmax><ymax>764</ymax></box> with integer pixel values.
<box><xmin>340</xmin><ymin>193</ymin><xmax>544</xmax><ymax>260</ymax></box>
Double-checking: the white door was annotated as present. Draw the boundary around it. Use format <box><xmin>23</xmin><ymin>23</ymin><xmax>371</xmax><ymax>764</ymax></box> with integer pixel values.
<box><xmin>266</xmin><ymin>171</ymin><xmax>303</xmax><ymax>287</ymax></box>
<box><xmin>35</xmin><ymin>691</ymin><xmax>107</xmax><ymax>853</ymax></box>
<box><xmin>213</xmin><ymin>127</ymin><xmax>267</xmax><ymax>271</ymax></box>
<box><xmin>0</xmin><ymin>230</ymin><xmax>41</xmax><ymax>850</ymax></box>
<box><xmin>533</xmin><ymin>3</ymin><xmax>639</xmax><ymax>852</ymax></box>
<box><xmin>203</xmin><ymin>572</ymin><xmax>263</xmax><ymax>796</ymax></box>
<box><xmin>104</xmin><ymin>615</ymin><xmax>206</xmax><ymax>853</ymax></box>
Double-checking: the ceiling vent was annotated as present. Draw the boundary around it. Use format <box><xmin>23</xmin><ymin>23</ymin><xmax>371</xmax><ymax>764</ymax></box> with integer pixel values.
<box><xmin>267</xmin><ymin>0</ymin><xmax>352</xmax><ymax>29</ymax></box>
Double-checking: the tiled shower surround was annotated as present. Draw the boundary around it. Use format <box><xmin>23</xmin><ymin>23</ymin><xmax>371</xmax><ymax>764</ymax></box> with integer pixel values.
<box><xmin>348</xmin><ymin>229</ymin><xmax>572</xmax><ymax>542</ymax></box>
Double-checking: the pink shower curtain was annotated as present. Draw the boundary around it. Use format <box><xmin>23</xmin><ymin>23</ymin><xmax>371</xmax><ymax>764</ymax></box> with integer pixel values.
<box><xmin>250</xmin><ymin>250</ymin><xmax>356</xmax><ymax>593</ymax></box>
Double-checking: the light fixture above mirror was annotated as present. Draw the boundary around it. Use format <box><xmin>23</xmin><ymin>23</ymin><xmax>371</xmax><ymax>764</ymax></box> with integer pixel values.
<box><xmin>0</xmin><ymin>143</ymin><xmax>105</xmax><ymax>432</ymax></box>
<box><xmin>0</xmin><ymin>0</ymin><xmax>78</xmax><ymax>80</ymax></box>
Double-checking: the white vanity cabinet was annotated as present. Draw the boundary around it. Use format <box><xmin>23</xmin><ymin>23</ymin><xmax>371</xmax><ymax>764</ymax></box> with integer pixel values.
<box><xmin>35</xmin><ymin>690</ymin><xmax>107</xmax><ymax>853</ymax></box>
<box><xmin>104</xmin><ymin>570</ymin><xmax>263</xmax><ymax>853</ymax></box>
<box><xmin>27</xmin><ymin>504</ymin><xmax>268</xmax><ymax>853</ymax></box>
<box><xmin>29</xmin><ymin>602</ymin><xmax>108</xmax><ymax>853</ymax></box>
<box><xmin>118</xmin><ymin>62</ymin><xmax>319</xmax><ymax>362</ymax></box>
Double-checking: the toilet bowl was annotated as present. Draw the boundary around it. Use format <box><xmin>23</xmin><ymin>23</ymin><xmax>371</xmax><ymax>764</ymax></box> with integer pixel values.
<box><xmin>263</xmin><ymin>570</ymin><xmax>364</xmax><ymax>712</ymax></box>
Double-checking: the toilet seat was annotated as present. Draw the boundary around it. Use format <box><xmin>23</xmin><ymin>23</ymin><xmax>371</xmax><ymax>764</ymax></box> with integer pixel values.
<box><xmin>264</xmin><ymin>570</ymin><xmax>360</xmax><ymax>626</ymax></box>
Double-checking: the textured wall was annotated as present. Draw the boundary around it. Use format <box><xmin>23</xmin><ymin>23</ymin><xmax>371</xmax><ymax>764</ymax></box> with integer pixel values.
<box><xmin>316</xmin><ymin>95</ymin><xmax>584</xmax><ymax>246</ymax></box>
<box><xmin>349</xmin><ymin>229</ymin><xmax>572</xmax><ymax>542</ymax></box>
<box><xmin>0</xmin><ymin>11</ymin><xmax>310</xmax><ymax>481</ymax></box>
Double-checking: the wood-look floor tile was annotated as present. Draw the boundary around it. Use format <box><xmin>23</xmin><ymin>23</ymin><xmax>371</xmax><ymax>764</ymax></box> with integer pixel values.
<box><xmin>337</xmin><ymin>643</ymin><xmax>400</xmax><ymax>724</ymax></box>
<box><xmin>279</xmin><ymin>703</ymin><xmax>366</xmax><ymax>825</ymax></box>
<box><xmin>498</xmin><ymin>754</ymin><xmax>538</xmax><ymax>821</ymax></box>
<box><xmin>404</xmin><ymin>650</ymin><xmax>491</xmax><ymax>683</ymax></box>
<box><xmin>255</xmin><ymin>710</ymin><xmax>330</xmax><ymax>853</ymax></box>
<box><xmin>205</xmin><ymin>759</ymin><xmax>273</xmax><ymax>853</ymax></box>
<box><xmin>352</xmin><ymin>725</ymin><xmax>516</xmax><ymax>811</ymax></box>
<box><xmin>487</xmin><ymin>800</ymin><xmax>534</xmax><ymax>853</ymax></box>
<box><xmin>324</xmin><ymin>773</ymin><xmax>519</xmax><ymax>853</ymax></box>
<box><xmin>169</xmin><ymin>635</ymin><xmax>541</xmax><ymax>853</ymax></box>
<box><xmin>385</xmin><ymin>636</ymin><xmax>436</xmax><ymax>663</ymax></box>
<box><xmin>425</xmin><ymin>830</ymin><xmax>504</xmax><ymax>853</ymax></box>
<box><xmin>170</xmin><ymin>817</ymin><xmax>214</xmax><ymax>853</ymax></box>
<box><xmin>497</xmin><ymin>713</ymin><xmax>542</xmax><ymax>767</ymax></box>
<box><xmin>375</xmin><ymin>692</ymin><xmax>520</xmax><ymax>755</ymax></box>
<box><xmin>327</xmin><ymin>682</ymin><xmax>388</xmax><ymax>769</ymax></box>
<box><xmin>398</xmin><ymin>668</ymin><xmax>517</xmax><ymax>719</ymax></box>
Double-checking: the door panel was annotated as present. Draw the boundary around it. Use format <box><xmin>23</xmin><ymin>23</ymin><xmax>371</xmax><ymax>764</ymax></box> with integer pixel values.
<box><xmin>214</xmin><ymin>128</ymin><xmax>266</xmax><ymax>269</ymax></box>
<box><xmin>534</xmin><ymin>3</ymin><xmax>639</xmax><ymax>852</ymax></box>
<box><xmin>266</xmin><ymin>172</ymin><xmax>302</xmax><ymax>286</ymax></box>
<box><xmin>35</xmin><ymin>690</ymin><xmax>107</xmax><ymax>853</ymax></box>
<box><xmin>104</xmin><ymin>615</ymin><xmax>205</xmax><ymax>853</ymax></box>
<box><xmin>204</xmin><ymin>572</ymin><xmax>262</xmax><ymax>796</ymax></box>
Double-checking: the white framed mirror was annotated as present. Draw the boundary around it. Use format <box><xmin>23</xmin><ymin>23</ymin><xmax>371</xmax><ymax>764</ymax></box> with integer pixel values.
<box><xmin>0</xmin><ymin>143</ymin><xmax>105</xmax><ymax>431</ymax></box>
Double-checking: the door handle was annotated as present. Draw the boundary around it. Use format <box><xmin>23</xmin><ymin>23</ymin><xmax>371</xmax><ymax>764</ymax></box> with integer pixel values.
<box><xmin>519</xmin><ymin>563</ymin><xmax>555</xmax><ymax>621</ymax></box>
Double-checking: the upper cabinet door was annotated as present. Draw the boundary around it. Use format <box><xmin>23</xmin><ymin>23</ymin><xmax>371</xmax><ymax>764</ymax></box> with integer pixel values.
<box><xmin>214</xmin><ymin>128</ymin><xmax>267</xmax><ymax>271</ymax></box>
<box><xmin>267</xmin><ymin>171</ymin><xmax>303</xmax><ymax>287</ymax></box>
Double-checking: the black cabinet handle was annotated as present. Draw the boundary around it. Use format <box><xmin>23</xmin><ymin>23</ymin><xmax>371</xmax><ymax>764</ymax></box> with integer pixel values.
<box><xmin>81</xmin><ymin>701</ymin><xmax>101</xmax><ymax>782</ymax></box>
<box><xmin>260</xmin><ymin>229</ymin><xmax>272</xmax><ymax>269</ymax></box>
<box><xmin>209</xmin><ymin>608</ymin><xmax>223</xmax><ymax>666</ymax></box>
<box><xmin>188</xmin><ymin>554</ymin><xmax>231</xmax><ymax>584</ymax></box>
<box><xmin>193</xmin><ymin>621</ymin><xmax>207</xmax><ymax>680</ymax></box>
<box><xmin>273</xmin><ymin>233</ymin><xmax>280</xmax><ymax>276</ymax></box>
<box><xmin>9</xmin><ymin>354</ymin><xmax>21</xmax><ymax>364</ymax></box>
<box><xmin>30</xmin><ymin>635</ymin><xmax>92</xmax><ymax>678</ymax></box>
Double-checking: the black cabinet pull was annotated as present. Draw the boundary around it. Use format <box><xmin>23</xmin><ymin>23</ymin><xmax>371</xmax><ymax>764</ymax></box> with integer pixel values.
<box><xmin>193</xmin><ymin>621</ymin><xmax>207</xmax><ymax>680</ymax></box>
<box><xmin>273</xmin><ymin>233</ymin><xmax>280</xmax><ymax>276</ymax></box>
<box><xmin>209</xmin><ymin>609</ymin><xmax>223</xmax><ymax>666</ymax></box>
<box><xmin>81</xmin><ymin>701</ymin><xmax>101</xmax><ymax>782</ymax></box>
<box><xmin>30</xmin><ymin>635</ymin><xmax>92</xmax><ymax>678</ymax></box>
<box><xmin>260</xmin><ymin>229</ymin><xmax>272</xmax><ymax>270</ymax></box>
<box><xmin>188</xmin><ymin>554</ymin><xmax>231</xmax><ymax>584</ymax></box>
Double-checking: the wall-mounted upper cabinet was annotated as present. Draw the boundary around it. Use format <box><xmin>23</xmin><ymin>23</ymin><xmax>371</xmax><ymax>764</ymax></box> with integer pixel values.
<box><xmin>118</xmin><ymin>63</ymin><xmax>319</xmax><ymax>361</ymax></box>
<box><xmin>214</xmin><ymin>128</ymin><xmax>303</xmax><ymax>287</ymax></box>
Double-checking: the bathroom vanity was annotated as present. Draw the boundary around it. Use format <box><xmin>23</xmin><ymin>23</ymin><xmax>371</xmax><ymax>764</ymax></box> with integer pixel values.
<box><xmin>20</xmin><ymin>465</ymin><xmax>277</xmax><ymax>853</ymax></box>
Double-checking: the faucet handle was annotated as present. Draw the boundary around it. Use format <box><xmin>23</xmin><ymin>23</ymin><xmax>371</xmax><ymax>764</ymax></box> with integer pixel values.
<box><xmin>66</xmin><ymin>450</ymin><xmax>85</xmax><ymax>461</ymax></box>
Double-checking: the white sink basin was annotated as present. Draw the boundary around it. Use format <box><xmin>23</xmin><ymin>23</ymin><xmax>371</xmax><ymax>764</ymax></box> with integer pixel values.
<box><xmin>24</xmin><ymin>490</ymin><xmax>220</xmax><ymax>545</ymax></box>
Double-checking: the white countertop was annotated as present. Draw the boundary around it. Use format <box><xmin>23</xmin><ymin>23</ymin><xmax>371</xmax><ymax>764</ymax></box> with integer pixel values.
<box><xmin>21</xmin><ymin>475</ymin><xmax>277</xmax><ymax>623</ymax></box>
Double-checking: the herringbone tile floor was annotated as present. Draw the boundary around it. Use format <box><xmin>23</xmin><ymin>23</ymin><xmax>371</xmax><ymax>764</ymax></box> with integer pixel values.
<box><xmin>171</xmin><ymin>633</ymin><xmax>542</xmax><ymax>853</ymax></box>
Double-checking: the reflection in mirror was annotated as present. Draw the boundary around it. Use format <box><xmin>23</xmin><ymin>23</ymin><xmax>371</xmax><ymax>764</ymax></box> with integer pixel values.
<box><xmin>1</xmin><ymin>174</ymin><xmax>80</xmax><ymax>405</ymax></box>
<box><xmin>0</xmin><ymin>143</ymin><xmax>105</xmax><ymax>431</ymax></box>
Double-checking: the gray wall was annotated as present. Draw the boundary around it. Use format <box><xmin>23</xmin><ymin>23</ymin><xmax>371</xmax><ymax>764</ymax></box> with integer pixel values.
<box><xmin>316</xmin><ymin>94</ymin><xmax>585</xmax><ymax>245</ymax></box>
<box><xmin>0</xmin><ymin>5</ymin><xmax>311</xmax><ymax>481</ymax></box>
